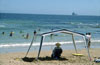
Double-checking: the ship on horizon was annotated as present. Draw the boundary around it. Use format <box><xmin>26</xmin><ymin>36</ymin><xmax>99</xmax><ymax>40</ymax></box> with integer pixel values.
<box><xmin>72</xmin><ymin>12</ymin><xmax>77</xmax><ymax>16</ymax></box>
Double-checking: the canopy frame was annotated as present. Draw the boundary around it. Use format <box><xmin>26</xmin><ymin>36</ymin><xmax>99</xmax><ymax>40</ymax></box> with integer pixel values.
<box><xmin>28</xmin><ymin>29</ymin><xmax>91</xmax><ymax>60</ymax></box>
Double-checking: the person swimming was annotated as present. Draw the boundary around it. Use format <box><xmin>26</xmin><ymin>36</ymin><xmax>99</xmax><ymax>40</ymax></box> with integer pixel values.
<box><xmin>2</xmin><ymin>32</ymin><xmax>5</xmax><ymax>35</ymax></box>
<box><xmin>25</xmin><ymin>33</ymin><xmax>29</xmax><ymax>39</ymax></box>
<box><xmin>20</xmin><ymin>30</ymin><xmax>24</xmax><ymax>33</ymax></box>
<box><xmin>9</xmin><ymin>31</ymin><xmax>14</xmax><ymax>37</ymax></box>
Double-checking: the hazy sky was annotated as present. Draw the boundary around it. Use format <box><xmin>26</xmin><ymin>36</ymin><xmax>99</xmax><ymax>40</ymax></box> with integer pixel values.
<box><xmin>0</xmin><ymin>0</ymin><xmax>100</xmax><ymax>15</ymax></box>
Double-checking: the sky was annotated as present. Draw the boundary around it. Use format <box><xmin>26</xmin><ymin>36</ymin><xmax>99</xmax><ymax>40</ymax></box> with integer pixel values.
<box><xmin>0</xmin><ymin>0</ymin><xmax>100</xmax><ymax>15</ymax></box>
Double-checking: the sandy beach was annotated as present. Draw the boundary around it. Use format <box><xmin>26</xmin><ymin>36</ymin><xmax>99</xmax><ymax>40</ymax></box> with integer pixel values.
<box><xmin>0</xmin><ymin>48</ymin><xmax>100</xmax><ymax>65</ymax></box>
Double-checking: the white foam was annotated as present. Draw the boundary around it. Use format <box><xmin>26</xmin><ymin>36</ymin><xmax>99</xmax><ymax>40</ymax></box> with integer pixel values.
<box><xmin>0</xmin><ymin>40</ymin><xmax>100</xmax><ymax>48</ymax></box>
<box><xmin>92</xmin><ymin>40</ymin><xmax>100</xmax><ymax>42</ymax></box>
<box><xmin>0</xmin><ymin>41</ymin><xmax>83</xmax><ymax>48</ymax></box>
<box><xmin>0</xmin><ymin>25</ymin><xmax>5</xmax><ymax>28</ymax></box>
<box><xmin>0</xmin><ymin>43</ymin><xmax>38</xmax><ymax>48</ymax></box>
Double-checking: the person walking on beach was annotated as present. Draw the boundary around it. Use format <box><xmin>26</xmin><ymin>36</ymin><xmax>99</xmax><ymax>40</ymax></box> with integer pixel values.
<box><xmin>86</xmin><ymin>33</ymin><xmax>91</xmax><ymax>48</ymax></box>
<box><xmin>51</xmin><ymin>43</ymin><xmax>63</xmax><ymax>59</ymax></box>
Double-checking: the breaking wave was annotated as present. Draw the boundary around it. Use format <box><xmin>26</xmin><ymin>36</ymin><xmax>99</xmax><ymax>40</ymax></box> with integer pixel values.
<box><xmin>0</xmin><ymin>40</ymin><xmax>100</xmax><ymax>48</ymax></box>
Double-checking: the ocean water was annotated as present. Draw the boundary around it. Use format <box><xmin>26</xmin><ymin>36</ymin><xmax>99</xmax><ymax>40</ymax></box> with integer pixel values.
<box><xmin>0</xmin><ymin>13</ymin><xmax>100</xmax><ymax>53</ymax></box>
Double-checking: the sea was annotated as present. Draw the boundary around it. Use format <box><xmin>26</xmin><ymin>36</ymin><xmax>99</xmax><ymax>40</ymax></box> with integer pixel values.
<box><xmin>0</xmin><ymin>13</ymin><xmax>100</xmax><ymax>53</ymax></box>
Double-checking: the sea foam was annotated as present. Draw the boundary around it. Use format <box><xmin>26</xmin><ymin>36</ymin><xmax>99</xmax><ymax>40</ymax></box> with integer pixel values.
<box><xmin>1</xmin><ymin>40</ymin><xmax>100</xmax><ymax>48</ymax></box>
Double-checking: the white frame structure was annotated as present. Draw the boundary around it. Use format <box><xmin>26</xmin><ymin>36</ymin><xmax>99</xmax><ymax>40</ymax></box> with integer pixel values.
<box><xmin>26</xmin><ymin>29</ymin><xmax>91</xmax><ymax>60</ymax></box>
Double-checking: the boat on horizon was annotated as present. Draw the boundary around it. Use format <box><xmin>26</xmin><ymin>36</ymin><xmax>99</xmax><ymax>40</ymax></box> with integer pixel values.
<box><xmin>72</xmin><ymin>12</ymin><xmax>77</xmax><ymax>16</ymax></box>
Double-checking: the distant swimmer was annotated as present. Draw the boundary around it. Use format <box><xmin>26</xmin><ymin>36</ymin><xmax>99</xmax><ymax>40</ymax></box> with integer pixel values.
<box><xmin>10</xmin><ymin>31</ymin><xmax>14</xmax><ymax>37</ymax></box>
<box><xmin>20</xmin><ymin>30</ymin><xmax>23</xmax><ymax>33</ymax></box>
<box><xmin>50</xmin><ymin>34</ymin><xmax>53</xmax><ymax>39</ymax></box>
<box><xmin>34</xmin><ymin>30</ymin><xmax>37</xmax><ymax>35</ymax></box>
<box><xmin>22</xmin><ymin>34</ymin><xmax>25</xmax><ymax>38</ymax></box>
<box><xmin>25</xmin><ymin>33</ymin><xmax>29</xmax><ymax>39</ymax></box>
<box><xmin>33</xmin><ymin>30</ymin><xmax>37</xmax><ymax>41</ymax></box>
<box><xmin>38</xmin><ymin>28</ymin><xmax>40</xmax><ymax>31</ymax></box>
<box><xmin>50</xmin><ymin>29</ymin><xmax>54</xmax><ymax>39</ymax></box>
<box><xmin>2</xmin><ymin>32</ymin><xmax>5</xmax><ymax>35</ymax></box>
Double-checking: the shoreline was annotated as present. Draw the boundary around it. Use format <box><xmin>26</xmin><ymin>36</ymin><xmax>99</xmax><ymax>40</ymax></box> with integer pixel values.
<box><xmin>0</xmin><ymin>42</ymin><xmax>100</xmax><ymax>54</ymax></box>
<box><xmin>0</xmin><ymin>48</ymin><xmax>100</xmax><ymax>65</ymax></box>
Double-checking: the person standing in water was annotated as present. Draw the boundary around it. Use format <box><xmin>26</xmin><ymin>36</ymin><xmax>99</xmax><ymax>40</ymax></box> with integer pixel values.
<box><xmin>2</xmin><ymin>32</ymin><xmax>5</xmax><ymax>35</ymax></box>
<box><xmin>33</xmin><ymin>30</ymin><xmax>37</xmax><ymax>40</ymax></box>
<box><xmin>86</xmin><ymin>33</ymin><xmax>91</xmax><ymax>48</ymax></box>
<box><xmin>9</xmin><ymin>31</ymin><xmax>14</xmax><ymax>37</ymax></box>
<box><xmin>34</xmin><ymin>30</ymin><xmax>37</xmax><ymax>35</ymax></box>
<box><xmin>25</xmin><ymin>33</ymin><xmax>29</xmax><ymax>39</ymax></box>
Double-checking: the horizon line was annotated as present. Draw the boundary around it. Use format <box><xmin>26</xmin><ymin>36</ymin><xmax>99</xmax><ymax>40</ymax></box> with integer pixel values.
<box><xmin>0</xmin><ymin>12</ymin><xmax>100</xmax><ymax>17</ymax></box>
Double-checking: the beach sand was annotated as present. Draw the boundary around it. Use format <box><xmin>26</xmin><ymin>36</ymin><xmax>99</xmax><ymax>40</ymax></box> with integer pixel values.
<box><xmin>0</xmin><ymin>48</ymin><xmax>100</xmax><ymax>65</ymax></box>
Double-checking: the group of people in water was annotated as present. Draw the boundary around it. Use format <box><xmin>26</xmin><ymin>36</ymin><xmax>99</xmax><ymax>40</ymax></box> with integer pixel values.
<box><xmin>25</xmin><ymin>30</ymin><xmax>37</xmax><ymax>39</ymax></box>
<box><xmin>2</xmin><ymin>31</ymin><xmax>14</xmax><ymax>37</ymax></box>
<box><xmin>1</xmin><ymin>30</ymin><xmax>37</xmax><ymax>39</ymax></box>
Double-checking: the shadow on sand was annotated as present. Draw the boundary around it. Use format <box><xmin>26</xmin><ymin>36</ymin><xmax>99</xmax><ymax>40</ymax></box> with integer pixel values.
<box><xmin>22</xmin><ymin>56</ymin><xmax>68</xmax><ymax>62</ymax></box>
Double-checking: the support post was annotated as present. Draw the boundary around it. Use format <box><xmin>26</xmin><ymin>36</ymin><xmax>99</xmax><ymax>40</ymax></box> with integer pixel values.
<box><xmin>72</xmin><ymin>34</ymin><xmax>77</xmax><ymax>53</ymax></box>
<box><xmin>84</xmin><ymin>36</ymin><xmax>91</xmax><ymax>61</ymax></box>
<box><xmin>25</xmin><ymin>35</ymin><xmax>35</xmax><ymax>57</ymax></box>
<box><xmin>82</xmin><ymin>36</ymin><xmax>87</xmax><ymax>47</ymax></box>
<box><xmin>37</xmin><ymin>36</ymin><xmax>44</xmax><ymax>59</ymax></box>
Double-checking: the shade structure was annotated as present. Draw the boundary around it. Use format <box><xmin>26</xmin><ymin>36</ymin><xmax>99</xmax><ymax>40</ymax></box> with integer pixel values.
<box><xmin>28</xmin><ymin>29</ymin><xmax>91</xmax><ymax>60</ymax></box>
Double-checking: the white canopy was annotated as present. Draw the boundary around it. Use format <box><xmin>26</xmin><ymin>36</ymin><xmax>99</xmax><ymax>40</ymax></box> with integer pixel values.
<box><xmin>26</xmin><ymin>29</ymin><xmax>91</xmax><ymax>60</ymax></box>
<box><xmin>37</xmin><ymin>29</ymin><xmax>91</xmax><ymax>60</ymax></box>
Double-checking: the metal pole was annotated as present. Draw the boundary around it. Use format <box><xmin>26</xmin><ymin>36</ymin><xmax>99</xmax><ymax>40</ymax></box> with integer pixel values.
<box><xmin>82</xmin><ymin>36</ymin><xmax>87</xmax><ymax>47</ymax></box>
<box><xmin>84</xmin><ymin>36</ymin><xmax>91</xmax><ymax>60</ymax></box>
<box><xmin>72</xmin><ymin>34</ymin><xmax>77</xmax><ymax>53</ymax></box>
<box><xmin>37</xmin><ymin>36</ymin><xmax>44</xmax><ymax>59</ymax></box>
<box><xmin>25</xmin><ymin>35</ymin><xmax>36</xmax><ymax>57</ymax></box>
